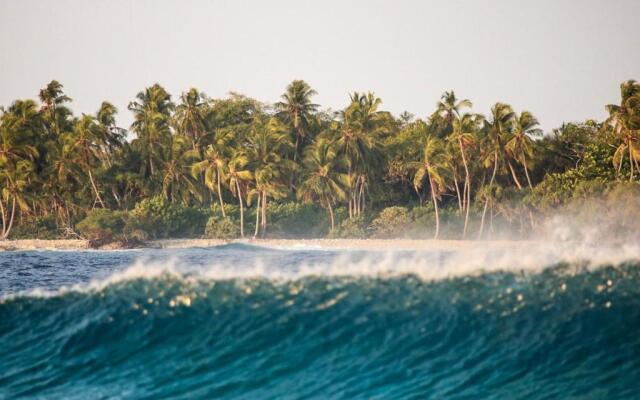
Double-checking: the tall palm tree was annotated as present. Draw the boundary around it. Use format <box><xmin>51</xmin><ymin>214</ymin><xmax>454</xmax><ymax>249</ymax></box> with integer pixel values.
<box><xmin>191</xmin><ymin>128</ymin><xmax>235</xmax><ymax>216</ymax></box>
<box><xmin>68</xmin><ymin>115</ymin><xmax>106</xmax><ymax>208</ymax></box>
<box><xmin>39</xmin><ymin>80</ymin><xmax>72</xmax><ymax>137</ymax></box>
<box><xmin>128</xmin><ymin>84</ymin><xmax>174</xmax><ymax>178</ymax></box>
<box><xmin>0</xmin><ymin>160</ymin><xmax>32</xmax><ymax>239</ymax></box>
<box><xmin>226</xmin><ymin>151</ymin><xmax>253</xmax><ymax>237</ymax></box>
<box><xmin>175</xmin><ymin>88</ymin><xmax>208</xmax><ymax>151</ymax></box>
<box><xmin>0</xmin><ymin>103</ymin><xmax>40</xmax><ymax>165</ymax></box>
<box><xmin>161</xmin><ymin>135</ymin><xmax>200</xmax><ymax>204</ymax></box>
<box><xmin>436</xmin><ymin>91</ymin><xmax>477</xmax><ymax>237</ymax></box>
<box><xmin>246</xmin><ymin>117</ymin><xmax>293</xmax><ymax>237</ymax></box>
<box><xmin>274</xmin><ymin>80</ymin><xmax>318</xmax><ymax>161</ymax></box>
<box><xmin>95</xmin><ymin>101</ymin><xmax>126</xmax><ymax>167</ymax></box>
<box><xmin>297</xmin><ymin>138</ymin><xmax>348</xmax><ymax>231</ymax></box>
<box><xmin>605</xmin><ymin>80</ymin><xmax>640</xmax><ymax>181</ymax></box>
<box><xmin>410</xmin><ymin>135</ymin><xmax>448</xmax><ymax>239</ymax></box>
<box><xmin>334</xmin><ymin>92</ymin><xmax>383</xmax><ymax>218</ymax></box>
<box><xmin>449</xmin><ymin>112</ymin><xmax>479</xmax><ymax>238</ymax></box>
<box><xmin>477</xmin><ymin>103</ymin><xmax>514</xmax><ymax>238</ymax></box>
<box><xmin>436</xmin><ymin>91</ymin><xmax>472</xmax><ymax>134</ymax></box>
<box><xmin>192</xmin><ymin>145</ymin><xmax>228</xmax><ymax>215</ymax></box>
<box><xmin>507</xmin><ymin>111</ymin><xmax>542</xmax><ymax>189</ymax></box>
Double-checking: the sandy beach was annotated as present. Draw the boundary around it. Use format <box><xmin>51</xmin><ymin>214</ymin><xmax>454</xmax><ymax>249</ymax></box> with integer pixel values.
<box><xmin>0</xmin><ymin>238</ymin><xmax>534</xmax><ymax>252</ymax></box>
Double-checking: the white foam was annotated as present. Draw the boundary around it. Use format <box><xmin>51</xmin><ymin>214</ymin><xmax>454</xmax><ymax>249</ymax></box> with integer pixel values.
<box><xmin>4</xmin><ymin>240</ymin><xmax>639</xmax><ymax>301</ymax></box>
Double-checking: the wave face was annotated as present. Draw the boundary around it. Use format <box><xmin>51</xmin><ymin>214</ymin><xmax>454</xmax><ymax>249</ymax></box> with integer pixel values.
<box><xmin>1</xmin><ymin>247</ymin><xmax>640</xmax><ymax>398</ymax></box>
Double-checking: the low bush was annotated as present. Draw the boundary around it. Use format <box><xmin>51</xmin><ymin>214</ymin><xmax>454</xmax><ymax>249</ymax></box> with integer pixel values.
<box><xmin>330</xmin><ymin>214</ymin><xmax>369</xmax><ymax>238</ymax></box>
<box><xmin>267</xmin><ymin>202</ymin><xmax>328</xmax><ymax>238</ymax></box>
<box><xmin>127</xmin><ymin>196</ymin><xmax>210</xmax><ymax>239</ymax></box>
<box><xmin>76</xmin><ymin>209</ymin><xmax>129</xmax><ymax>247</ymax></box>
<box><xmin>204</xmin><ymin>216</ymin><xmax>239</xmax><ymax>239</ymax></box>
<box><xmin>371</xmin><ymin>206</ymin><xmax>410</xmax><ymax>238</ymax></box>
<box><xmin>11</xmin><ymin>215</ymin><xmax>61</xmax><ymax>239</ymax></box>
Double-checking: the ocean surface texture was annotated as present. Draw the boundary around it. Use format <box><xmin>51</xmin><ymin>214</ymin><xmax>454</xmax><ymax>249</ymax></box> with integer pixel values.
<box><xmin>1</xmin><ymin>243</ymin><xmax>639</xmax><ymax>399</ymax></box>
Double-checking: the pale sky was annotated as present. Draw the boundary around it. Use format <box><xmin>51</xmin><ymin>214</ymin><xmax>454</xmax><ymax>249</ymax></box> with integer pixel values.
<box><xmin>1</xmin><ymin>0</ymin><xmax>639</xmax><ymax>132</ymax></box>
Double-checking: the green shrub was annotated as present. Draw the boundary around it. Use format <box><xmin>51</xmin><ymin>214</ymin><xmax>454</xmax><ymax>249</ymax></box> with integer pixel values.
<box><xmin>267</xmin><ymin>202</ymin><xmax>328</xmax><ymax>238</ymax></box>
<box><xmin>127</xmin><ymin>196</ymin><xmax>210</xmax><ymax>239</ymax></box>
<box><xmin>330</xmin><ymin>215</ymin><xmax>369</xmax><ymax>238</ymax></box>
<box><xmin>11</xmin><ymin>215</ymin><xmax>61</xmax><ymax>239</ymax></box>
<box><xmin>76</xmin><ymin>209</ymin><xmax>129</xmax><ymax>246</ymax></box>
<box><xmin>204</xmin><ymin>217</ymin><xmax>239</xmax><ymax>239</ymax></box>
<box><xmin>371</xmin><ymin>206</ymin><xmax>410</xmax><ymax>238</ymax></box>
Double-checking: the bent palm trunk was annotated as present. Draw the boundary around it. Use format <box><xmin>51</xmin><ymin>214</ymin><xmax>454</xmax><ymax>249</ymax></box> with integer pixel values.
<box><xmin>217</xmin><ymin>169</ymin><xmax>226</xmax><ymax>218</ymax></box>
<box><xmin>253</xmin><ymin>194</ymin><xmax>261</xmax><ymax>238</ymax></box>
<box><xmin>235</xmin><ymin>180</ymin><xmax>244</xmax><ymax>238</ymax></box>
<box><xmin>458</xmin><ymin>138</ymin><xmax>471</xmax><ymax>239</ymax></box>
<box><xmin>427</xmin><ymin>173</ymin><xmax>440</xmax><ymax>240</ymax></box>
<box><xmin>87</xmin><ymin>169</ymin><xmax>105</xmax><ymax>208</ymax></box>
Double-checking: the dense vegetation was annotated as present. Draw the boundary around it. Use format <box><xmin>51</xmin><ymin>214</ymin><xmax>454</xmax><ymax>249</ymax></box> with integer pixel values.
<box><xmin>1</xmin><ymin>79</ymin><xmax>639</xmax><ymax>245</ymax></box>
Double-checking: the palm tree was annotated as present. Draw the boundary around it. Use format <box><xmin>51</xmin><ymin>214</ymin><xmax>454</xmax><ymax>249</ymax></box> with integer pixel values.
<box><xmin>192</xmin><ymin>144</ymin><xmax>228</xmax><ymax>215</ymax></box>
<box><xmin>410</xmin><ymin>135</ymin><xmax>448</xmax><ymax>239</ymax></box>
<box><xmin>128</xmin><ymin>84</ymin><xmax>174</xmax><ymax>177</ymax></box>
<box><xmin>226</xmin><ymin>151</ymin><xmax>253</xmax><ymax>237</ymax></box>
<box><xmin>39</xmin><ymin>80</ymin><xmax>72</xmax><ymax>137</ymax></box>
<box><xmin>0</xmin><ymin>160</ymin><xmax>32</xmax><ymax>239</ymax></box>
<box><xmin>605</xmin><ymin>80</ymin><xmax>640</xmax><ymax>181</ymax></box>
<box><xmin>477</xmin><ymin>103</ymin><xmax>514</xmax><ymax>238</ymax></box>
<box><xmin>175</xmin><ymin>88</ymin><xmax>208</xmax><ymax>150</ymax></box>
<box><xmin>67</xmin><ymin>115</ymin><xmax>107</xmax><ymax>208</ymax></box>
<box><xmin>96</xmin><ymin>101</ymin><xmax>126</xmax><ymax>167</ymax></box>
<box><xmin>297</xmin><ymin>138</ymin><xmax>348</xmax><ymax>231</ymax></box>
<box><xmin>275</xmin><ymin>80</ymin><xmax>319</xmax><ymax>161</ymax></box>
<box><xmin>436</xmin><ymin>91</ymin><xmax>472</xmax><ymax>133</ymax></box>
<box><xmin>507</xmin><ymin>111</ymin><xmax>542</xmax><ymax>189</ymax></box>
<box><xmin>161</xmin><ymin>135</ymin><xmax>200</xmax><ymax>204</ymax></box>
<box><xmin>246</xmin><ymin>117</ymin><xmax>293</xmax><ymax>237</ymax></box>
<box><xmin>0</xmin><ymin>103</ymin><xmax>40</xmax><ymax>165</ymax></box>
<box><xmin>449</xmin><ymin>112</ymin><xmax>479</xmax><ymax>238</ymax></box>
<box><xmin>334</xmin><ymin>92</ymin><xmax>383</xmax><ymax>218</ymax></box>
<box><xmin>436</xmin><ymin>91</ymin><xmax>478</xmax><ymax>238</ymax></box>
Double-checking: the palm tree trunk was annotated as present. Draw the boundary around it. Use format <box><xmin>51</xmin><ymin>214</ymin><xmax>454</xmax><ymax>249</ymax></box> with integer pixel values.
<box><xmin>253</xmin><ymin>193</ymin><xmax>261</xmax><ymax>238</ymax></box>
<box><xmin>328</xmin><ymin>200</ymin><xmax>335</xmax><ymax>231</ymax></box>
<box><xmin>427</xmin><ymin>173</ymin><xmax>440</xmax><ymax>240</ymax></box>
<box><xmin>464</xmin><ymin>179</ymin><xmax>471</xmax><ymax>239</ymax></box>
<box><xmin>347</xmin><ymin>167</ymin><xmax>353</xmax><ymax>219</ymax></box>
<box><xmin>630</xmin><ymin>143</ymin><xmax>635</xmax><ymax>182</ymax></box>
<box><xmin>522</xmin><ymin>154</ymin><xmax>533</xmax><ymax>189</ymax></box>
<box><xmin>453</xmin><ymin>173</ymin><xmax>462</xmax><ymax>212</ymax></box>
<box><xmin>414</xmin><ymin>184</ymin><xmax>423</xmax><ymax>205</ymax></box>
<box><xmin>111</xmin><ymin>188</ymin><xmax>122</xmax><ymax>208</ymax></box>
<box><xmin>261</xmin><ymin>191</ymin><xmax>267</xmax><ymax>238</ymax></box>
<box><xmin>5</xmin><ymin>197</ymin><xmax>16</xmax><ymax>239</ymax></box>
<box><xmin>216</xmin><ymin>169</ymin><xmax>226</xmax><ymax>217</ymax></box>
<box><xmin>359</xmin><ymin>177</ymin><xmax>366</xmax><ymax>214</ymax></box>
<box><xmin>0</xmin><ymin>197</ymin><xmax>6</xmax><ymax>239</ymax></box>
<box><xmin>479</xmin><ymin>151</ymin><xmax>498</xmax><ymax>239</ymax></box>
<box><xmin>235</xmin><ymin>180</ymin><xmax>244</xmax><ymax>238</ymax></box>
<box><xmin>293</xmin><ymin>134</ymin><xmax>300</xmax><ymax>162</ymax></box>
<box><xmin>508</xmin><ymin>161</ymin><xmax>523</xmax><ymax>189</ymax></box>
<box><xmin>87</xmin><ymin>169</ymin><xmax>105</xmax><ymax>208</ymax></box>
<box><xmin>458</xmin><ymin>138</ymin><xmax>471</xmax><ymax>238</ymax></box>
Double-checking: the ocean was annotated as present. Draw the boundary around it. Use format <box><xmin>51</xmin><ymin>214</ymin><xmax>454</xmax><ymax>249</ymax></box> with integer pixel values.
<box><xmin>1</xmin><ymin>243</ymin><xmax>639</xmax><ymax>399</ymax></box>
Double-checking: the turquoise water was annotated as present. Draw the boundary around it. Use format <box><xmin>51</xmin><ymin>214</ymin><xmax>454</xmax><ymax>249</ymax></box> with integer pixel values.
<box><xmin>1</xmin><ymin>244</ymin><xmax>639</xmax><ymax>399</ymax></box>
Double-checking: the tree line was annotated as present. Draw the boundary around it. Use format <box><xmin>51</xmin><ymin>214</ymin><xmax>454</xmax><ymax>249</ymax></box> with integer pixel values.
<box><xmin>1</xmin><ymin>79</ymin><xmax>639</xmax><ymax>242</ymax></box>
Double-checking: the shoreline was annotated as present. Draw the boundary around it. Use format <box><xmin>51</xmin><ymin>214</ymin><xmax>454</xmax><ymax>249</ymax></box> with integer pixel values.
<box><xmin>0</xmin><ymin>238</ymin><xmax>536</xmax><ymax>252</ymax></box>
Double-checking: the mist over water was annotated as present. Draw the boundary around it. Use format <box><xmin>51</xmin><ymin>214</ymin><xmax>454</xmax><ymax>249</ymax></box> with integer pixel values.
<box><xmin>1</xmin><ymin>242</ymin><xmax>640</xmax><ymax>399</ymax></box>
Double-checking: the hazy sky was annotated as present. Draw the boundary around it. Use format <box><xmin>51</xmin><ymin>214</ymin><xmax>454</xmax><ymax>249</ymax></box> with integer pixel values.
<box><xmin>1</xmin><ymin>0</ymin><xmax>639</xmax><ymax>132</ymax></box>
